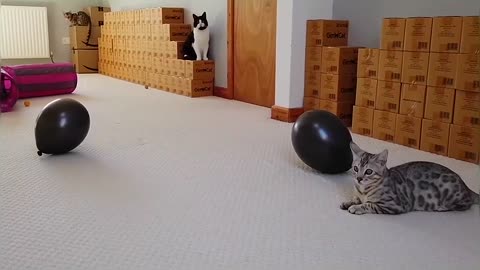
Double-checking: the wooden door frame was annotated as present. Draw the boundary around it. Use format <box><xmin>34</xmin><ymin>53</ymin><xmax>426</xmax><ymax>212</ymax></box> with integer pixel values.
<box><xmin>224</xmin><ymin>0</ymin><xmax>235</xmax><ymax>100</ymax></box>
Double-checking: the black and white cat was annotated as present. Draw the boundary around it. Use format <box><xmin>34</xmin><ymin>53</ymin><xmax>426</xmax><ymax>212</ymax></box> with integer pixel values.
<box><xmin>182</xmin><ymin>12</ymin><xmax>210</xmax><ymax>61</ymax></box>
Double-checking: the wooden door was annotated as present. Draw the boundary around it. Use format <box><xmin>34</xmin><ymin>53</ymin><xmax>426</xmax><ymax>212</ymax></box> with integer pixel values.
<box><xmin>231</xmin><ymin>0</ymin><xmax>277</xmax><ymax>107</ymax></box>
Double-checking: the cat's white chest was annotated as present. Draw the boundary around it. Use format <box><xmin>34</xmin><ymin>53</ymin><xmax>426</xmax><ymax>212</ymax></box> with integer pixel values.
<box><xmin>194</xmin><ymin>28</ymin><xmax>210</xmax><ymax>46</ymax></box>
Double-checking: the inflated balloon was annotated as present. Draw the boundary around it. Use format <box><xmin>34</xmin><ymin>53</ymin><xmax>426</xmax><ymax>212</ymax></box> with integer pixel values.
<box><xmin>292</xmin><ymin>110</ymin><xmax>353</xmax><ymax>174</ymax></box>
<box><xmin>35</xmin><ymin>98</ymin><xmax>90</xmax><ymax>156</ymax></box>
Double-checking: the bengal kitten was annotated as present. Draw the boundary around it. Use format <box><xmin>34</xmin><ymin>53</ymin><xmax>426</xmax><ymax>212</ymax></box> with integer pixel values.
<box><xmin>341</xmin><ymin>142</ymin><xmax>479</xmax><ymax>215</ymax></box>
<box><xmin>63</xmin><ymin>11</ymin><xmax>96</xmax><ymax>47</ymax></box>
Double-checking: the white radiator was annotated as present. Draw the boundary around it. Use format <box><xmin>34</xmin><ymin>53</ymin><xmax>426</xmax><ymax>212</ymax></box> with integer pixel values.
<box><xmin>0</xmin><ymin>5</ymin><xmax>50</xmax><ymax>59</ymax></box>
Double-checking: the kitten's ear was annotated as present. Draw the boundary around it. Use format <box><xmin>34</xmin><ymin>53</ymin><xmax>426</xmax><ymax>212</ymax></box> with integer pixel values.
<box><xmin>193</xmin><ymin>14</ymin><xmax>198</xmax><ymax>19</ymax></box>
<box><xmin>375</xmin><ymin>149</ymin><xmax>389</xmax><ymax>166</ymax></box>
<box><xmin>202</xmin><ymin>12</ymin><xmax>207</xmax><ymax>18</ymax></box>
<box><xmin>350</xmin><ymin>141</ymin><xmax>363</xmax><ymax>158</ymax></box>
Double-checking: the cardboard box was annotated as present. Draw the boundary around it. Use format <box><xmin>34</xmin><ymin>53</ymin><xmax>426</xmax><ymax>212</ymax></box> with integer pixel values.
<box><xmin>427</xmin><ymin>52</ymin><xmax>459</xmax><ymax>88</ymax></box>
<box><xmin>420</xmin><ymin>119</ymin><xmax>450</xmax><ymax>156</ymax></box>
<box><xmin>395</xmin><ymin>114</ymin><xmax>422</xmax><ymax>149</ymax></box>
<box><xmin>304</xmin><ymin>97</ymin><xmax>320</xmax><ymax>111</ymax></box>
<box><xmin>381</xmin><ymin>18</ymin><xmax>406</xmax><ymax>51</ymax></box>
<box><xmin>321</xmin><ymin>46</ymin><xmax>360</xmax><ymax>75</ymax></box>
<box><xmin>401</xmin><ymin>51</ymin><xmax>429</xmax><ymax>85</ymax></box>
<box><xmin>320</xmin><ymin>73</ymin><xmax>357</xmax><ymax>102</ymax></box>
<box><xmin>306</xmin><ymin>19</ymin><xmax>349</xmax><ymax>47</ymax></box>
<box><xmin>373</xmin><ymin>110</ymin><xmax>397</xmax><ymax>142</ymax></box>
<box><xmin>185</xmin><ymin>60</ymin><xmax>215</xmax><ymax>80</ymax></box>
<box><xmin>70</xmin><ymin>26</ymin><xmax>101</xmax><ymax>49</ymax></box>
<box><xmin>404</xmin><ymin>17</ymin><xmax>433</xmax><ymax>52</ymax></box>
<box><xmin>163</xmin><ymin>24</ymin><xmax>191</xmax><ymax>42</ymax></box>
<box><xmin>460</xmin><ymin>16</ymin><xmax>480</xmax><ymax>53</ymax></box>
<box><xmin>151</xmin><ymin>7</ymin><xmax>184</xmax><ymax>25</ymax></box>
<box><xmin>352</xmin><ymin>106</ymin><xmax>374</xmax><ymax>137</ymax></box>
<box><xmin>183</xmin><ymin>79</ymin><xmax>214</xmax><ymax>98</ymax></box>
<box><xmin>142</xmin><ymin>8</ymin><xmax>152</xmax><ymax>25</ymax></box>
<box><xmin>304</xmin><ymin>72</ymin><xmax>321</xmax><ymax>98</ymax></box>
<box><xmin>72</xmin><ymin>49</ymin><xmax>98</xmax><ymax>74</ymax></box>
<box><xmin>355</xmin><ymin>78</ymin><xmax>377</xmax><ymax>108</ymax></box>
<box><xmin>170</xmin><ymin>59</ymin><xmax>186</xmax><ymax>77</ymax></box>
<box><xmin>357</xmin><ymin>48</ymin><xmax>380</xmax><ymax>79</ymax></box>
<box><xmin>424</xmin><ymin>87</ymin><xmax>455</xmax><ymax>123</ymax></box>
<box><xmin>319</xmin><ymin>100</ymin><xmax>354</xmax><ymax>127</ymax></box>
<box><xmin>166</xmin><ymin>41</ymin><xmax>184</xmax><ymax>59</ymax></box>
<box><xmin>376</xmin><ymin>80</ymin><xmax>401</xmax><ymax>113</ymax></box>
<box><xmin>84</xmin><ymin>6</ymin><xmax>111</xmax><ymax>26</ymax></box>
<box><xmin>448</xmin><ymin>124</ymin><xmax>480</xmax><ymax>163</ymax></box>
<box><xmin>431</xmin><ymin>16</ymin><xmax>463</xmax><ymax>53</ymax></box>
<box><xmin>455</xmin><ymin>53</ymin><xmax>480</xmax><ymax>92</ymax></box>
<box><xmin>378</xmin><ymin>50</ymin><xmax>403</xmax><ymax>82</ymax></box>
<box><xmin>305</xmin><ymin>47</ymin><xmax>322</xmax><ymax>73</ymax></box>
<box><xmin>399</xmin><ymin>84</ymin><xmax>426</xmax><ymax>118</ymax></box>
<box><xmin>454</xmin><ymin>90</ymin><xmax>480</xmax><ymax>128</ymax></box>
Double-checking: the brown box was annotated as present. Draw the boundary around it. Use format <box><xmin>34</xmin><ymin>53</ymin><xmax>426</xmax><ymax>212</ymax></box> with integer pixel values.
<box><xmin>306</xmin><ymin>19</ymin><xmax>349</xmax><ymax>47</ymax></box>
<box><xmin>401</xmin><ymin>51</ymin><xmax>429</xmax><ymax>85</ymax></box>
<box><xmin>424</xmin><ymin>87</ymin><xmax>455</xmax><ymax>123</ymax></box>
<box><xmin>305</xmin><ymin>72</ymin><xmax>321</xmax><ymax>98</ymax></box>
<box><xmin>381</xmin><ymin>18</ymin><xmax>406</xmax><ymax>51</ymax></box>
<box><xmin>399</xmin><ymin>84</ymin><xmax>426</xmax><ymax>118</ymax></box>
<box><xmin>355</xmin><ymin>78</ymin><xmax>377</xmax><ymax>108</ymax></box>
<box><xmin>170</xmin><ymin>59</ymin><xmax>186</xmax><ymax>77</ymax></box>
<box><xmin>305</xmin><ymin>47</ymin><xmax>322</xmax><ymax>73</ymax></box>
<box><xmin>395</xmin><ymin>114</ymin><xmax>422</xmax><ymax>149</ymax></box>
<box><xmin>460</xmin><ymin>16</ymin><xmax>480</xmax><ymax>53</ymax></box>
<box><xmin>304</xmin><ymin>97</ymin><xmax>320</xmax><ymax>111</ymax></box>
<box><xmin>454</xmin><ymin>90</ymin><xmax>480</xmax><ymax>129</ymax></box>
<box><xmin>357</xmin><ymin>48</ymin><xmax>380</xmax><ymax>78</ymax></box>
<box><xmin>448</xmin><ymin>124</ymin><xmax>480</xmax><ymax>164</ymax></box>
<box><xmin>427</xmin><ymin>52</ymin><xmax>459</xmax><ymax>88</ymax></box>
<box><xmin>183</xmin><ymin>79</ymin><xmax>214</xmax><ymax>98</ymax></box>
<box><xmin>319</xmin><ymin>100</ymin><xmax>354</xmax><ymax>127</ymax></box>
<box><xmin>404</xmin><ymin>17</ymin><xmax>433</xmax><ymax>52</ymax></box>
<box><xmin>352</xmin><ymin>106</ymin><xmax>374</xmax><ymax>137</ymax></box>
<box><xmin>151</xmin><ymin>8</ymin><xmax>184</xmax><ymax>25</ymax></box>
<box><xmin>455</xmin><ymin>53</ymin><xmax>480</xmax><ymax>92</ymax></box>
<box><xmin>72</xmin><ymin>49</ymin><xmax>98</xmax><ymax>74</ymax></box>
<box><xmin>185</xmin><ymin>60</ymin><xmax>215</xmax><ymax>80</ymax></box>
<box><xmin>166</xmin><ymin>41</ymin><xmax>184</xmax><ymax>59</ymax></box>
<box><xmin>431</xmin><ymin>16</ymin><xmax>463</xmax><ymax>53</ymax></box>
<box><xmin>321</xmin><ymin>46</ymin><xmax>360</xmax><ymax>75</ymax></box>
<box><xmin>420</xmin><ymin>119</ymin><xmax>450</xmax><ymax>156</ymax></box>
<box><xmin>376</xmin><ymin>80</ymin><xmax>401</xmax><ymax>113</ymax></box>
<box><xmin>70</xmin><ymin>26</ymin><xmax>101</xmax><ymax>49</ymax></box>
<box><xmin>320</xmin><ymin>73</ymin><xmax>357</xmax><ymax>102</ymax></box>
<box><xmin>378</xmin><ymin>50</ymin><xmax>403</xmax><ymax>82</ymax></box>
<box><xmin>163</xmin><ymin>24</ymin><xmax>192</xmax><ymax>42</ymax></box>
<box><xmin>84</xmin><ymin>6</ymin><xmax>111</xmax><ymax>26</ymax></box>
<box><xmin>373</xmin><ymin>110</ymin><xmax>397</xmax><ymax>142</ymax></box>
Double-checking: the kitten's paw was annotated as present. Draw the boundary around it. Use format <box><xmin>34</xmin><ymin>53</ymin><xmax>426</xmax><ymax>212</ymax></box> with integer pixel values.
<box><xmin>348</xmin><ymin>205</ymin><xmax>367</xmax><ymax>215</ymax></box>
<box><xmin>340</xmin><ymin>202</ymin><xmax>353</xmax><ymax>210</ymax></box>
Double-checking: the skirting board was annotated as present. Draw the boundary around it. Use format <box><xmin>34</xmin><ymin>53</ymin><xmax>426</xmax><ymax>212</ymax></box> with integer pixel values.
<box><xmin>214</xmin><ymin>87</ymin><xmax>233</xmax><ymax>99</ymax></box>
<box><xmin>271</xmin><ymin>106</ymin><xmax>304</xmax><ymax>123</ymax></box>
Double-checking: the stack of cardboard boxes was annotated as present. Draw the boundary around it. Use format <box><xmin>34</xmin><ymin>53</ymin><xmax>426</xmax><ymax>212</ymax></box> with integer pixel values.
<box><xmin>303</xmin><ymin>19</ymin><xmax>362</xmax><ymax>126</ymax></box>
<box><xmin>353</xmin><ymin>16</ymin><xmax>480</xmax><ymax>164</ymax></box>
<box><xmin>98</xmin><ymin>7</ymin><xmax>215</xmax><ymax>98</ymax></box>
<box><xmin>71</xmin><ymin>7</ymin><xmax>111</xmax><ymax>73</ymax></box>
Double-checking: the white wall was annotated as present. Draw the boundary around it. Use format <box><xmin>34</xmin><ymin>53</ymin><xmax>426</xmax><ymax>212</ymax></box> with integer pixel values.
<box><xmin>1</xmin><ymin>0</ymin><xmax>107</xmax><ymax>65</ymax></box>
<box><xmin>333</xmin><ymin>0</ymin><xmax>480</xmax><ymax>48</ymax></box>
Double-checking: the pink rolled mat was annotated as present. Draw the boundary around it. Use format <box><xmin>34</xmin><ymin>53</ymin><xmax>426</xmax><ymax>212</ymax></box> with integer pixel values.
<box><xmin>1</xmin><ymin>63</ymin><xmax>78</xmax><ymax>99</ymax></box>
<box><xmin>0</xmin><ymin>71</ymin><xmax>18</xmax><ymax>113</ymax></box>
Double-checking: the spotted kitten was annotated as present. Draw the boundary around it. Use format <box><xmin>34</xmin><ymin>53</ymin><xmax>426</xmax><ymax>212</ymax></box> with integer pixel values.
<box><xmin>341</xmin><ymin>142</ymin><xmax>479</xmax><ymax>215</ymax></box>
<box><xmin>64</xmin><ymin>11</ymin><xmax>96</xmax><ymax>47</ymax></box>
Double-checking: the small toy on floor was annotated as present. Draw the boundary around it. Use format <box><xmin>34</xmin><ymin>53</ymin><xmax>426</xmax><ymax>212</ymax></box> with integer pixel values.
<box><xmin>24</xmin><ymin>101</ymin><xmax>31</xmax><ymax>107</ymax></box>
<box><xmin>341</xmin><ymin>142</ymin><xmax>480</xmax><ymax>215</ymax></box>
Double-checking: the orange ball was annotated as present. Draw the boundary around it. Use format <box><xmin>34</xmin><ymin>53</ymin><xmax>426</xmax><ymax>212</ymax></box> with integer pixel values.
<box><xmin>24</xmin><ymin>101</ymin><xmax>31</xmax><ymax>107</ymax></box>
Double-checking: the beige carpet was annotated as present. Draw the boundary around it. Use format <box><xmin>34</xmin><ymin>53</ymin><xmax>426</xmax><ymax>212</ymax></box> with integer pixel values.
<box><xmin>1</xmin><ymin>74</ymin><xmax>479</xmax><ymax>270</ymax></box>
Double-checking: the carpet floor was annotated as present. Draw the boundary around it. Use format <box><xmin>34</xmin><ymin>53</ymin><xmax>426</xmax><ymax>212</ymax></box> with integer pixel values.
<box><xmin>1</xmin><ymin>74</ymin><xmax>479</xmax><ymax>270</ymax></box>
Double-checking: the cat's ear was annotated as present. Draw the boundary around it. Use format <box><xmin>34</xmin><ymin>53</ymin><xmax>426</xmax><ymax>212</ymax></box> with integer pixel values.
<box><xmin>350</xmin><ymin>141</ymin><xmax>364</xmax><ymax>159</ymax></box>
<box><xmin>375</xmin><ymin>149</ymin><xmax>389</xmax><ymax>166</ymax></box>
<box><xmin>193</xmin><ymin>14</ymin><xmax>198</xmax><ymax>20</ymax></box>
<box><xmin>201</xmin><ymin>12</ymin><xmax>207</xmax><ymax>18</ymax></box>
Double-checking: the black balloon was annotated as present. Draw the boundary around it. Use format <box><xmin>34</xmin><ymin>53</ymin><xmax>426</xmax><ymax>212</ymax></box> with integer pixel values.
<box><xmin>292</xmin><ymin>110</ymin><xmax>353</xmax><ymax>174</ymax></box>
<box><xmin>35</xmin><ymin>98</ymin><xmax>90</xmax><ymax>156</ymax></box>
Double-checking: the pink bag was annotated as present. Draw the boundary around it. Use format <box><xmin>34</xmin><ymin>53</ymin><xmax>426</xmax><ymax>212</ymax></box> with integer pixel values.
<box><xmin>1</xmin><ymin>63</ymin><xmax>78</xmax><ymax>99</ymax></box>
<box><xmin>0</xmin><ymin>71</ymin><xmax>18</xmax><ymax>113</ymax></box>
